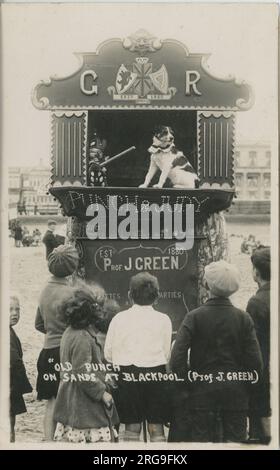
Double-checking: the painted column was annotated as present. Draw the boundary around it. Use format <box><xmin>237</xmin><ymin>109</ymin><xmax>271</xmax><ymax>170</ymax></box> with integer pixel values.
<box><xmin>197</xmin><ymin>111</ymin><xmax>235</xmax><ymax>189</ymax></box>
<box><xmin>50</xmin><ymin>111</ymin><xmax>88</xmax><ymax>187</ymax></box>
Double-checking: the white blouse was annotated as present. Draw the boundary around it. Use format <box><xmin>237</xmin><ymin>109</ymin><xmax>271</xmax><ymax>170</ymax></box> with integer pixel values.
<box><xmin>104</xmin><ymin>304</ymin><xmax>172</xmax><ymax>368</ymax></box>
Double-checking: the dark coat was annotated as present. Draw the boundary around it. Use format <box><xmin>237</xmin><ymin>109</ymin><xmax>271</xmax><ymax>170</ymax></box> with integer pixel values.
<box><xmin>14</xmin><ymin>226</ymin><xmax>23</xmax><ymax>241</ymax></box>
<box><xmin>246</xmin><ymin>283</ymin><xmax>270</xmax><ymax>416</ymax></box>
<box><xmin>54</xmin><ymin>326</ymin><xmax>119</xmax><ymax>429</ymax></box>
<box><xmin>170</xmin><ymin>297</ymin><xmax>263</xmax><ymax>411</ymax></box>
<box><xmin>42</xmin><ymin>230</ymin><xmax>61</xmax><ymax>259</ymax></box>
<box><xmin>10</xmin><ymin>327</ymin><xmax>32</xmax><ymax>415</ymax></box>
<box><xmin>246</xmin><ymin>283</ymin><xmax>270</xmax><ymax>370</ymax></box>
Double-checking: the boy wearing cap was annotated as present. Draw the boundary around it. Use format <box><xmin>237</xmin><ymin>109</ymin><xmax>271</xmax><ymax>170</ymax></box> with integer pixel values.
<box><xmin>42</xmin><ymin>220</ymin><xmax>62</xmax><ymax>259</ymax></box>
<box><xmin>35</xmin><ymin>244</ymin><xmax>79</xmax><ymax>440</ymax></box>
<box><xmin>170</xmin><ymin>260</ymin><xmax>263</xmax><ymax>443</ymax></box>
<box><xmin>247</xmin><ymin>248</ymin><xmax>271</xmax><ymax>444</ymax></box>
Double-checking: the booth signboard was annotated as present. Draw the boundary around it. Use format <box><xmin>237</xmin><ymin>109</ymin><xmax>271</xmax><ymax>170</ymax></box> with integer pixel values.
<box><xmin>33</xmin><ymin>30</ymin><xmax>252</xmax><ymax>111</ymax></box>
<box><xmin>50</xmin><ymin>186</ymin><xmax>234</xmax><ymax>222</ymax></box>
<box><xmin>79</xmin><ymin>238</ymin><xmax>199</xmax><ymax>335</ymax></box>
<box><xmin>33</xmin><ymin>30</ymin><xmax>253</xmax><ymax>329</ymax></box>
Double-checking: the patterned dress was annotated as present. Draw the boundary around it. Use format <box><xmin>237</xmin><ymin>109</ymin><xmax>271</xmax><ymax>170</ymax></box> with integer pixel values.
<box><xmin>54</xmin><ymin>423</ymin><xmax>118</xmax><ymax>443</ymax></box>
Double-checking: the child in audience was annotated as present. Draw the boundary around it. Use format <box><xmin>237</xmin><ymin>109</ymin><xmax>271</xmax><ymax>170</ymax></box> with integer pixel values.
<box><xmin>10</xmin><ymin>296</ymin><xmax>32</xmax><ymax>442</ymax></box>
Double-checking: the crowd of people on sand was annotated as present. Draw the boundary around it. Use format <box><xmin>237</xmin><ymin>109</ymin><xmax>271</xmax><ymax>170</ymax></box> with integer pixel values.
<box><xmin>10</xmin><ymin>221</ymin><xmax>42</xmax><ymax>248</ymax></box>
<box><xmin>10</xmin><ymin>231</ymin><xmax>271</xmax><ymax>445</ymax></box>
<box><xmin>240</xmin><ymin>234</ymin><xmax>264</xmax><ymax>255</ymax></box>
<box><xmin>229</xmin><ymin>233</ymin><xmax>264</xmax><ymax>255</ymax></box>
<box><xmin>10</xmin><ymin>218</ymin><xmax>66</xmax><ymax>249</ymax></box>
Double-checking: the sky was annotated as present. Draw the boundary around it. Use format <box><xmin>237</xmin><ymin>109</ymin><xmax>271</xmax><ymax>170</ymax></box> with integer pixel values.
<box><xmin>2</xmin><ymin>2</ymin><xmax>278</xmax><ymax>167</ymax></box>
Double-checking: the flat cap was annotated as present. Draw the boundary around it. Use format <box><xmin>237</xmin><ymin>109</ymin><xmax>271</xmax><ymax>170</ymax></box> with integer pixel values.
<box><xmin>48</xmin><ymin>244</ymin><xmax>79</xmax><ymax>277</ymax></box>
<box><xmin>204</xmin><ymin>260</ymin><xmax>240</xmax><ymax>297</ymax></box>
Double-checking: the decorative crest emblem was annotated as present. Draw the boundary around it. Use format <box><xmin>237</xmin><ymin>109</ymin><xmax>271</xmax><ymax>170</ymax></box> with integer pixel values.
<box><xmin>108</xmin><ymin>57</ymin><xmax>177</xmax><ymax>103</ymax></box>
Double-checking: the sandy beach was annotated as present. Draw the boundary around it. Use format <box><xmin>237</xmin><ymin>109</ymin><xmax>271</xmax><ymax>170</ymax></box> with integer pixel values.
<box><xmin>9</xmin><ymin>217</ymin><xmax>270</xmax><ymax>443</ymax></box>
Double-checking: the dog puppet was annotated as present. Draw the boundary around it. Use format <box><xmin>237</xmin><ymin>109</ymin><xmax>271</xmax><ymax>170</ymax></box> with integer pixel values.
<box><xmin>139</xmin><ymin>126</ymin><xmax>198</xmax><ymax>189</ymax></box>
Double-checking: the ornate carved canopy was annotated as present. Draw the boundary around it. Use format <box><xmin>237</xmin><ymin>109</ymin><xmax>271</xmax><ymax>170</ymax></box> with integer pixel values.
<box><xmin>32</xmin><ymin>30</ymin><xmax>253</xmax><ymax>111</ymax></box>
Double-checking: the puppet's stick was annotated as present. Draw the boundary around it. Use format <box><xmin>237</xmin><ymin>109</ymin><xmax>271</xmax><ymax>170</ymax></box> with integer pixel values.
<box><xmin>99</xmin><ymin>146</ymin><xmax>136</xmax><ymax>167</ymax></box>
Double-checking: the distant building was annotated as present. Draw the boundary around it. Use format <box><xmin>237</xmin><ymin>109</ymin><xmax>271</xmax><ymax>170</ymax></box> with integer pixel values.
<box><xmin>8</xmin><ymin>161</ymin><xmax>60</xmax><ymax>217</ymax></box>
<box><xmin>9</xmin><ymin>166</ymin><xmax>21</xmax><ymax>203</ymax></box>
<box><xmin>234</xmin><ymin>142</ymin><xmax>271</xmax><ymax>201</ymax></box>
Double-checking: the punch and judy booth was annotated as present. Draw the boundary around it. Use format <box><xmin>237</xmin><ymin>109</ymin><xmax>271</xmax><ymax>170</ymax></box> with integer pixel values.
<box><xmin>32</xmin><ymin>30</ymin><xmax>253</xmax><ymax>334</ymax></box>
